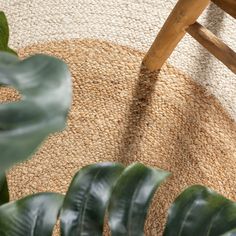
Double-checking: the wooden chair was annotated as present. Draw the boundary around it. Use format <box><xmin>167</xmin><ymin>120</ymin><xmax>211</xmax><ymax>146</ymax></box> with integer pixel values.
<box><xmin>143</xmin><ymin>0</ymin><xmax>236</xmax><ymax>74</ymax></box>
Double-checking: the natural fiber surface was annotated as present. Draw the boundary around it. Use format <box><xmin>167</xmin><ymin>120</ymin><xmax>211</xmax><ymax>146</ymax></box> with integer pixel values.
<box><xmin>1</xmin><ymin>39</ymin><xmax>236</xmax><ymax>235</ymax></box>
<box><xmin>2</xmin><ymin>1</ymin><xmax>236</xmax><ymax>120</ymax></box>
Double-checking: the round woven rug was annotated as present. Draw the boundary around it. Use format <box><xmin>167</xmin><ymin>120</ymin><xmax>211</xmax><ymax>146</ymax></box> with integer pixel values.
<box><xmin>1</xmin><ymin>39</ymin><xmax>236</xmax><ymax>235</ymax></box>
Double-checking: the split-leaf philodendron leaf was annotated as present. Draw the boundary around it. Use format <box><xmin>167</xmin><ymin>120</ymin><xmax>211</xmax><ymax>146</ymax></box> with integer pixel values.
<box><xmin>108</xmin><ymin>163</ymin><xmax>170</xmax><ymax>236</ymax></box>
<box><xmin>0</xmin><ymin>193</ymin><xmax>63</xmax><ymax>236</ymax></box>
<box><xmin>0</xmin><ymin>163</ymin><xmax>235</xmax><ymax>236</ymax></box>
<box><xmin>0</xmin><ymin>52</ymin><xmax>72</xmax><ymax>172</ymax></box>
<box><xmin>0</xmin><ymin>173</ymin><xmax>9</xmax><ymax>205</ymax></box>
<box><xmin>0</xmin><ymin>11</ymin><xmax>17</xmax><ymax>55</ymax></box>
<box><xmin>164</xmin><ymin>185</ymin><xmax>236</xmax><ymax>236</ymax></box>
<box><xmin>220</xmin><ymin>229</ymin><xmax>236</xmax><ymax>236</ymax></box>
<box><xmin>60</xmin><ymin>162</ymin><xmax>124</xmax><ymax>236</ymax></box>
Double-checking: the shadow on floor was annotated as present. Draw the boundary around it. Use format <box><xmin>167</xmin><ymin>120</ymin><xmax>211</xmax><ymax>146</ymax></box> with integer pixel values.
<box><xmin>118</xmin><ymin>65</ymin><xmax>160</xmax><ymax>164</ymax></box>
<box><xmin>192</xmin><ymin>2</ymin><xmax>225</xmax><ymax>84</ymax></box>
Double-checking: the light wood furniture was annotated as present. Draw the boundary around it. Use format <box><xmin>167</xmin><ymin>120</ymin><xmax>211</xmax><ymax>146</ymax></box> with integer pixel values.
<box><xmin>143</xmin><ymin>0</ymin><xmax>236</xmax><ymax>74</ymax></box>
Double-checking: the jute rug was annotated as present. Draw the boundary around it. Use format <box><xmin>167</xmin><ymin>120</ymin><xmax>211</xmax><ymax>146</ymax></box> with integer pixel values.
<box><xmin>1</xmin><ymin>39</ymin><xmax>235</xmax><ymax>235</ymax></box>
<box><xmin>2</xmin><ymin>1</ymin><xmax>236</xmax><ymax>120</ymax></box>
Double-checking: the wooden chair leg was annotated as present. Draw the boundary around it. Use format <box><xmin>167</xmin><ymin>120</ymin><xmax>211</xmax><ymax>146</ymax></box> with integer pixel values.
<box><xmin>187</xmin><ymin>22</ymin><xmax>236</xmax><ymax>74</ymax></box>
<box><xmin>143</xmin><ymin>0</ymin><xmax>210</xmax><ymax>71</ymax></box>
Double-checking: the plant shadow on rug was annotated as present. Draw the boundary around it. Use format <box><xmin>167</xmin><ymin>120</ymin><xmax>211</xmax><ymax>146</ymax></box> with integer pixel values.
<box><xmin>1</xmin><ymin>39</ymin><xmax>235</xmax><ymax>235</ymax></box>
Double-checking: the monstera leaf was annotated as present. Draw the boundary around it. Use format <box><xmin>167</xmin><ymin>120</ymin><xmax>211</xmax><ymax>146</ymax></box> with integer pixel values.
<box><xmin>0</xmin><ymin>163</ymin><xmax>235</xmax><ymax>236</ymax></box>
<box><xmin>0</xmin><ymin>52</ymin><xmax>72</xmax><ymax>172</ymax></box>
<box><xmin>0</xmin><ymin>193</ymin><xmax>63</xmax><ymax>236</ymax></box>
<box><xmin>60</xmin><ymin>162</ymin><xmax>124</xmax><ymax>236</ymax></box>
<box><xmin>108</xmin><ymin>163</ymin><xmax>170</xmax><ymax>236</ymax></box>
<box><xmin>164</xmin><ymin>185</ymin><xmax>236</xmax><ymax>236</ymax></box>
<box><xmin>0</xmin><ymin>173</ymin><xmax>9</xmax><ymax>205</ymax></box>
<box><xmin>0</xmin><ymin>11</ymin><xmax>17</xmax><ymax>54</ymax></box>
<box><xmin>220</xmin><ymin>229</ymin><xmax>236</xmax><ymax>236</ymax></box>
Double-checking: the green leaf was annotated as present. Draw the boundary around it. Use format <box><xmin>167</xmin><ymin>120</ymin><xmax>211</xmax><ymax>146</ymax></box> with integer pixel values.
<box><xmin>108</xmin><ymin>163</ymin><xmax>170</xmax><ymax>236</ymax></box>
<box><xmin>0</xmin><ymin>11</ymin><xmax>17</xmax><ymax>55</ymax></box>
<box><xmin>0</xmin><ymin>52</ymin><xmax>72</xmax><ymax>172</ymax></box>
<box><xmin>220</xmin><ymin>229</ymin><xmax>236</xmax><ymax>236</ymax></box>
<box><xmin>0</xmin><ymin>192</ymin><xmax>63</xmax><ymax>236</ymax></box>
<box><xmin>60</xmin><ymin>162</ymin><xmax>124</xmax><ymax>236</ymax></box>
<box><xmin>0</xmin><ymin>173</ymin><xmax>9</xmax><ymax>205</ymax></box>
<box><xmin>163</xmin><ymin>185</ymin><xmax>236</xmax><ymax>236</ymax></box>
